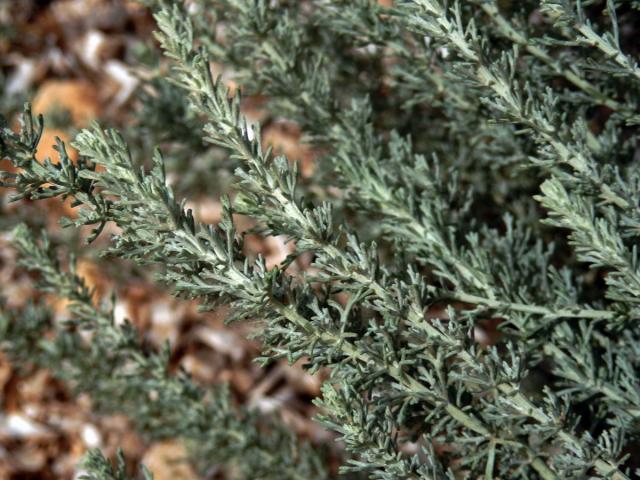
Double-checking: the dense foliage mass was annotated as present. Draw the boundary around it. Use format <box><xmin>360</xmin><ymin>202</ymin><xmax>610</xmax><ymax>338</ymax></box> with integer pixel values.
<box><xmin>2</xmin><ymin>0</ymin><xmax>640</xmax><ymax>478</ymax></box>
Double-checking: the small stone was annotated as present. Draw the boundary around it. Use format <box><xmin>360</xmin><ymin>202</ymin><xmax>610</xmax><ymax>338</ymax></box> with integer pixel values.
<box><xmin>142</xmin><ymin>440</ymin><xmax>197</xmax><ymax>480</ymax></box>
<box><xmin>33</xmin><ymin>80</ymin><xmax>100</xmax><ymax>127</ymax></box>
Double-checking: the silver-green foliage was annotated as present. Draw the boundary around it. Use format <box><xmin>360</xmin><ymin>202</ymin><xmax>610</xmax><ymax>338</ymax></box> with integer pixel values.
<box><xmin>2</xmin><ymin>0</ymin><xmax>640</xmax><ymax>478</ymax></box>
<box><xmin>0</xmin><ymin>225</ymin><xmax>328</xmax><ymax>479</ymax></box>
<box><xmin>79</xmin><ymin>449</ymin><xmax>153</xmax><ymax>480</ymax></box>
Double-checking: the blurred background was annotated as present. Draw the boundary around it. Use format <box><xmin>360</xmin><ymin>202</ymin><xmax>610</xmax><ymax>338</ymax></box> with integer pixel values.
<box><xmin>0</xmin><ymin>1</ymin><xmax>327</xmax><ymax>478</ymax></box>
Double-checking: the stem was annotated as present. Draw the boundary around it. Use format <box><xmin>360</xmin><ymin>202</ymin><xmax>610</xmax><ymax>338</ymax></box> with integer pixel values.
<box><xmin>576</xmin><ymin>24</ymin><xmax>640</xmax><ymax>82</ymax></box>
<box><xmin>450</xmin><ymin>291</ymin><xmax>615</xmax><ymax>320</ymax></box>
<box><xmin>472</xmin><ymin>0</ymin><xmax>628</xmax><ymax>113</ymax></box>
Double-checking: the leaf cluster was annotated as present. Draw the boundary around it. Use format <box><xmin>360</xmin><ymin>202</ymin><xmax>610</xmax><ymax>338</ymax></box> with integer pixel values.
<box><xmin>3</xmin><ymin>0</ymin><xmax>640</xmax><ymax>479</ymax></box>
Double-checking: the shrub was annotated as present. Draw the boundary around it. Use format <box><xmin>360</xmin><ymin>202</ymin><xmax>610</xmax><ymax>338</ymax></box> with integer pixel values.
<box><xmin>2</xmin><ymin>0</ymin><xmax>640</xmax><ymax>478</ymax></box>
